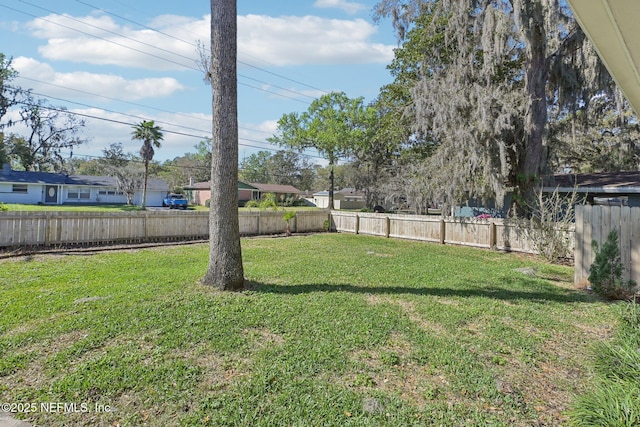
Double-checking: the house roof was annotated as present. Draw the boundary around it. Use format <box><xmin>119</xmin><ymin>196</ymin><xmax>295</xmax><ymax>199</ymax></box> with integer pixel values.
<box><xmin>0</xmin><ymin>168</ymin><xmax>168</xmax><ymax>191</ymax></box>
<box><xmin>544</xmin><ymin>172</ymin><xmax>640</xmax><ymax>194</ymax></box>
<box><xmin>184</xmin><ymin>181</ymin><xmax>211</xmax><ymax>190</ymax></box>
<box><xmin>0</xmin><ymin>169</ymin><xmax>67</xmax><ymax>185</ymax></box>
<box><xmin>567</xmin><ymin>1</ymin><xmax>640</xmax><ymax>115</ymax></box>
<box><xmin>248</xmin><ymin>183</ymin><xmax>300</xmax><ymax>194</ymax></box>
<box><xmin>338</xmin><ymin>188</ymin><xmax>365</xmax><ymax>198</ymax></box>
<box><xmin>184</xmin><ymin>180</ymin><xmax>300</xmax><ymax>194</ymax></box>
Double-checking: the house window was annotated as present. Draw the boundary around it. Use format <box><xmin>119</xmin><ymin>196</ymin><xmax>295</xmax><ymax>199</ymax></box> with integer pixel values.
<box><xmin>99</xmin><ymin>189</ymin><xmax>123</xmax><ymax>196</ymax></box>
<box><xmin>12</xmin><ymin>184</ymin><xmax>28</xmax><ymax>193</ymax></box>
<box><xmin>68</xmin><ymin>188</ymin><xmax>91</xmax><ymax>199</ymax></box>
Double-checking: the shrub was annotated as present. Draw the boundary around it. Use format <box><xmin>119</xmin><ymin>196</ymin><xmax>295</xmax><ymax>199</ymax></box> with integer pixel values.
<box><xmin>259</xmin><ymin>193</ymin><xmax>278</xmax><ymax>210</ymax></box>
<box><xmin>0</xmin><ymin>203</ymin><xmax>7</xmax><ymax>211</ymax></box>
<box><xmin>569</xmin><ymin>301</ymin><xmax>640</xmax><ymax>426</ymax></box>
<box><xmin>515</xmin><ymin>185</ymin><xmax>581</xmax><ymax>262</ymax></box>
<box><xmin>589</xmin><ymin>229</ymin><xmax>637</xmax><ymax>300</ymax></box>
<box><xmin>244</xmin><ymin>200</ymin><xmax>259</xmax><ymax>209</ymax></box>
<box><xmin>283</xmin><ymin>211</ymin><xmax>296</xmax><ymax>236</ymax></box>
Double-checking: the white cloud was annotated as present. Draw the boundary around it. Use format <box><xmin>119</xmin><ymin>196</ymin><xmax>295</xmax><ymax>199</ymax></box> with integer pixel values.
<box><xmin>237</xmin><ymin>14</ymin><xmax>394</xmax><ymax>66</ymax></box>
<box><xmin>12</xmin><ymin>57</ymin><xmax>184</xmax><ymax>101</ymax></box>
<box><xmin>25</xmin><ymin>13</ymin><xmax>393</xmax><ymax>70</ymax></box>
<box><xmin>28</xmin><ymin>14</ymin><xmax>203</xmax><ymax>71</ymax></box>
<box><xmin>313</xmin><ymin>0</ymin><xmax>368</xmax><ymax>15</ymax></box>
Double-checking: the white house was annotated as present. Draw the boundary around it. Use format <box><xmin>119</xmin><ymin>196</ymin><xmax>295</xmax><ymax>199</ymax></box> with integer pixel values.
<box><xmin>0</xmin><ymin>163</ymin><xmax>169</xmax><ymax>206</ymax></box>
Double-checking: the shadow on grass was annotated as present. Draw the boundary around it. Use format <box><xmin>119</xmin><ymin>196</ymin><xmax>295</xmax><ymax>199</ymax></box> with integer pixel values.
<box><xmin>248</xmin><ymin>277</ymin><xmax>596</xmax><ymax>304</ymax></box>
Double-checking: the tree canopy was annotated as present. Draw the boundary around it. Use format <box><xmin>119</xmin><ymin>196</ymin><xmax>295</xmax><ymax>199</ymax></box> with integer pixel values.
<box><xmin>269</xmin><ymin>91</ymin><xmax>373</xmax><ymax>209</ymax></box>
<box><xmin>373</xmin><ymin>0</ymin><xmax>613</xmax><ymax>212</ymax></box>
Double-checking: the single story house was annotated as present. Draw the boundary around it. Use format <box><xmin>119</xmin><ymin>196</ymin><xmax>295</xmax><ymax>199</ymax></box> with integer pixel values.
<box><xmin>185</xmin><ymin>180</ymin><xmax>301</xmax><ymax>206</ymax></box>
<box><xmin>455</xmin><ymin>171</ymin><xmax>640</xmax><ymax>217</ymax></box>
<box><xmin>311</xmin><ymin>188</ymin><xmax>366</xmax><ymax>210</ymax></box>
<box><xmin>0</xmin><ymin>163</ymin><xmax>169</xmax><ymax>206</ymax></box>
<box><xmin>543</xmin><ymin>171</ymin><xmax>640</xmax><ymax>207</ymax></box>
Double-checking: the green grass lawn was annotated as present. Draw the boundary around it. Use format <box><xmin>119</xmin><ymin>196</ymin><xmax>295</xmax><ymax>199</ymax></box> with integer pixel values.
<box><xmin>0</xmin><ymin>234</ymin><xmax>617</xmax><ymax>426</ymax></box>
<box><xmin>0</xmin><ymin>204</ymin><xmax>144</xmax><ymax>212</ymax></box>
<box><xmin>0</xmin><ymin>204</ymin><xmax>320</xmax><ymax>212</ymax></box>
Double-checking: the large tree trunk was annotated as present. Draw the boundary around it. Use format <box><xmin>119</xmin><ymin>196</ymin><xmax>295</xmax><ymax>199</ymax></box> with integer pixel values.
<box><xmin>202</xmin><ymin>0</ymin><xmax>244</xmax><ymax>290</ymax></box>
<box><xmin>520</xmin><ymin>1</ymin><xmax>548</xmax><ymax>193</ymax></box>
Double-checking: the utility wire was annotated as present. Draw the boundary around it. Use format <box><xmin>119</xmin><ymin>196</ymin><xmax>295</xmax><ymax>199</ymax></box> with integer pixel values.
<box><xmin>13</xmin><ymin>99</ymin><xmax>324</xmax><ymax>159</ymax></box>
<box><xmin>72</xmin><ymin>0</ymin><xmax>329</xmax><ymax>95</ymax></box>
<box><xmin>16</xmin><ymin>75</ymin><xmax>276</xmax><ymax>136</ymax></box>
<box><xmin>0</xmin><ymin>3</ymin><xmax>314</xmax><ymax>104</ymax></box>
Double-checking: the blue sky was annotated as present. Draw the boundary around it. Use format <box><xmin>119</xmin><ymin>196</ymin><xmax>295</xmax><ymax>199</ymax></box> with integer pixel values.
<box><xmin>0</xmin><ymin>0</ymin><xmax>398</xmax><ymax>163</ymax></box>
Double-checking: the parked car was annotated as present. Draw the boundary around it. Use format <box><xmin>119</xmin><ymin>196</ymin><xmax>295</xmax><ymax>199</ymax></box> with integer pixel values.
<box><xmin>163</xmin><ymin>194</ymin><xmax>188</xmax><ymax>209</ymax></box>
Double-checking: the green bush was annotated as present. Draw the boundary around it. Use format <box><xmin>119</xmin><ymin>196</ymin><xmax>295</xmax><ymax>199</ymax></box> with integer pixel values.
<box><xmin>589</xmin><ymin>230</ymin><xmax>637</xmax><ymax>300</ymax></box>
<box><xmin>569</xmin><ymin>301</ymin><xmax>640</xmax><ymax>426</ymax></box>
<box><xmin>569</xmin><ymin>379</ymin><xmax>640</xmax><ymax>427</ymax></box>
<box><xmin>0</xmin><ymin>203</ymin><xmax>7</xmax><ymax>211</ymax></box>
<box><xmin>283</xmin><ymin>211</ymin><xmax>296</xmax><ymax>236</ymax></box>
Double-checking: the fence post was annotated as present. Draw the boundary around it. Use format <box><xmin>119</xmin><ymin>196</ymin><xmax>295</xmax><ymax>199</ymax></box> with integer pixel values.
<box><xmin>385</xmin><ymin>216</ymin><xmax>391</xmax><ymax>238</ymax></box>
<box><xmin>44</xmin><ymin>212</ymin><xmax>51</xmax><ymax>246</ymax></box>
<box><xmin>489</xmin><ymin>221</ymin><xmax>496</xmax><ymax>250</ymax></box>
<box><xmin>144</xmin><ymin>212</ymin><xmax>150</xmax><ymax>242</ymax></box>
<box><xmin>355</xmin><ymin>214</ymin><xmax>360</xmax><ymax>234</ymax></box>
<box><xmin>440</xmin><ymin>219</ymin><xmax>446</xmax><ymax>244</ymax></box>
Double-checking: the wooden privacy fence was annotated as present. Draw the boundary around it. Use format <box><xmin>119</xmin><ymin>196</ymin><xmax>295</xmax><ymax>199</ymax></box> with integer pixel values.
<box><xmin>575</xmin><ymin>205</ymin><xmax>640</xmax><ymax>286</ymax></box>
<box><xmin>0</xmin><ymin>210</ymin><xmax>330</xmax><ymax>248</ymax></box>
<box><xmin>330</xmin><ymin>211</ymin><xmax>571</xmax><ymax>254</ymax></box>
<box><xmin>4</xmin><ymin>207</ymin><xmax>636</xmax><ymax>287</ymax></box>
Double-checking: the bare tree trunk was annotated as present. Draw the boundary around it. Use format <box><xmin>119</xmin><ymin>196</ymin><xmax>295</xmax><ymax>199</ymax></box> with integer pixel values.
<box><xmin>142</xmin><ymin>160</ymin><xmax>148</xmax><ymax>209</ymax></box>
<box><xmin>202</xmin><ymin>0</ymin><xmax>244</xmax><ymax>290</ymax></box>
<box><xmin>328</xmin><ymin>163</ymin><xmax>335</xmax><ymax>210</ymax></box>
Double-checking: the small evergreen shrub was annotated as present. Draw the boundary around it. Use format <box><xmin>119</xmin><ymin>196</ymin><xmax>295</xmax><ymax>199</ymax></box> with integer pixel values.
<box><xmin>589</xmin><ymin>229</ymin><xmax>637</xmax><ymax>300</ymax></box>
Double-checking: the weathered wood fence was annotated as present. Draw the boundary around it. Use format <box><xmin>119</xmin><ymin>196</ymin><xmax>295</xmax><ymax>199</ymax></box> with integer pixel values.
<box><xmin>0</xmin><ymin>210</ymin><xmax>330</xmax><ymax>248</ymax></box>
<box><xmin>574</xmin><ymin>205</ymin><xmax>640</xmax><ymax>286</ymax></box>
<box><xmin>330</xmin><ymin>211</ymin><xmax>570</xmax><ymax>254</ymax></box>
<box><xmin>333</xmin><ymin>208</ymin><xmax>638</xmax><ymax>287</ymax></box>
<box><xmin>2</xmin><ymin>207</ymin><xmax>637</xmax><ymax>287</ymax></box>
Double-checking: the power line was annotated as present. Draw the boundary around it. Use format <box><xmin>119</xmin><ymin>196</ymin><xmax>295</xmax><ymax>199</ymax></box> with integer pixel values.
<box><xmin>0</xmin><ymin>0</ymin><xmax>314</xmax><ymax>105</ymax></box>
<box><xmin>72</xmin><ymin>0</ymin><xmax>329</xmax><ymax>95</ymax></box>
<box><xmin>12</xmin><ymin>99</ymin><xmax>324</xmax><ymax>159</ymax></box>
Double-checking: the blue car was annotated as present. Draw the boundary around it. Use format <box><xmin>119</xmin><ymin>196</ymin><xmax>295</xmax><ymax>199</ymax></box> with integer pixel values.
<box><xmin>163</xmin><ymin>194</ymin><xmax>188</xmax><ymax>209</ymax></box>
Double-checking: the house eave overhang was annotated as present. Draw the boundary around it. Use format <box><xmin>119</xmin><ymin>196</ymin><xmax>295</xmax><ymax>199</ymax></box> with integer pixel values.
<box><xmin>543</xmin><ymin>186</ymin><xmax>640</xmax><ymax>194</ymax></box>
<box><xmin>567</xmin><ymin>0</ymin><xmax>640</xmax><ymax>115</ymax></box>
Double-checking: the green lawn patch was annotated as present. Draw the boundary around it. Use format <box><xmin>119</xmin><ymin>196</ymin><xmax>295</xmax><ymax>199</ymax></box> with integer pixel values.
<box><xmin>1</xmin><ymin>204</ymin><xmax>144</xmax><ymax>212</ymax></box>
<box><xmin>0</xmin><ymin>234</ymin><xmax>617</xmax><ymax>426</ymax></box>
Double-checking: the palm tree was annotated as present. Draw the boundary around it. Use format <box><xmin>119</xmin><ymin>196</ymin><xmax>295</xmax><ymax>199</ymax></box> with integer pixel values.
<box><xmin>131</xmin><ymin>120</ymin><xmax>163</xmax><ymax>209</ymax></box>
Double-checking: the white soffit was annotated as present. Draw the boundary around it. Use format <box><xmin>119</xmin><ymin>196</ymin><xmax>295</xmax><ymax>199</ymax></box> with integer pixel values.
<box><xmin>567</xmin><ymin>0</ymin><xmax>640</xmax><ymax>114</ymax></box>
